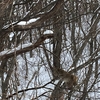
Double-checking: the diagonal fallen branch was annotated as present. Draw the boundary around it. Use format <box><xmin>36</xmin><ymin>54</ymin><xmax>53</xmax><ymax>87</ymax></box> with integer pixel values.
<box><xmin>0</xmin><ymin>34</ymin><xmax>54</xmax><ymax>59</ymax></box>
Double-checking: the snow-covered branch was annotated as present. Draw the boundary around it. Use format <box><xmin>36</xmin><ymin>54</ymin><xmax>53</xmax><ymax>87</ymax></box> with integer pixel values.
<box><xmin>0</xmin><ymin>34</ymin><xmax>54</xmax><ymax>59</ymax></box>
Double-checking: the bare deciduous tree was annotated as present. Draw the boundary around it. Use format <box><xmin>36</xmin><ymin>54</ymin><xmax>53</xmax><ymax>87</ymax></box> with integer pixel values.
<box><xmin>0</xmin><ymin>0</ymin><xmax>100</xmax><ymax>100</ymax></box>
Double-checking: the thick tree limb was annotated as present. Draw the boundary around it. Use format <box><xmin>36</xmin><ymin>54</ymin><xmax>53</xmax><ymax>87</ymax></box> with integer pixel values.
<box><xmin>0</xmin><ymin>0</ymin><xmax>64</xmax><ymax>33</ymax></box>
<box><xmin>0</xmin><ymin>34</ymin><xmax>54</xmax><ymax>59</ymax></box>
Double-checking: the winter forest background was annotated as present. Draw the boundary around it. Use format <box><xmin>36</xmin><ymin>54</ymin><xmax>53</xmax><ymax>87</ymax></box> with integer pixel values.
<box><xmin>0</xmin><ymin>0</ymin><xmax>100</xmax><ymax>100</ymax></box>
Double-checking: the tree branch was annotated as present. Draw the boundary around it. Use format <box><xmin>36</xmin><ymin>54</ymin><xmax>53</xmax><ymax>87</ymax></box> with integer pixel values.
<box><xmin>0</xmin><ymin>34</ymin><xmax>54</xmax><ymax>59</ymax></box>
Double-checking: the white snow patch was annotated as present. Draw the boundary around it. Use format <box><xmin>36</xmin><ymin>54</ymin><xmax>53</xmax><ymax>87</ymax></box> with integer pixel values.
<box><xmin>44</xmin><ymin>30</ymin><xmax>53</xmax><ymax>34</ymax></box>
<box><xmin>9</xmin><ymin>32</ymin><xmax>14</xmax><ymax>41</ymax></box>
<box><xmin>17</xmin><ymin>21</ymin><xmax>27</xmax><ymax>25</ymax></box>
<box><xmin>17</xmin><ymin>18</ymin><xmax>40</xmax><ymax>25</ymax></box>
<box><xmin>27</xmin><ymin>18</ymin><xmax>40</xmax><ymax>24</ymax></box>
